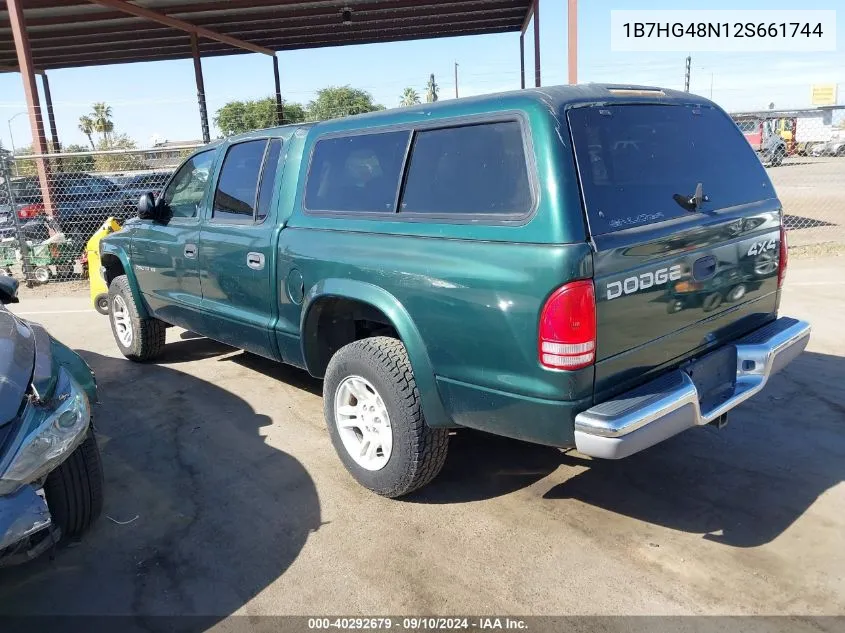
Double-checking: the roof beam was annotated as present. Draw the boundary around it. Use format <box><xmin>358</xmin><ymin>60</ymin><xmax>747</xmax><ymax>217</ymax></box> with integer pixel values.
<box><xmin>84</xmin><ymin>0</ymin><xmax>275</xmax><ymax>55</ymax></box>
<box><xmin>30</xmin><ymin>20</ymin><xmax>520</xmax><ymax>69</ymax></box>
<box><xmin>23</xmin><ymin>9</ymin><xmax>527</xmax><ymax>53</ymax></box>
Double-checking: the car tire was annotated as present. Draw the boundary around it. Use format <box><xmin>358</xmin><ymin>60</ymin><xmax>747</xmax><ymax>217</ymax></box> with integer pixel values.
<box><xmin>108</xmin><ymin>274</ymin><xmax>166</xmax><ymax>361</ymax></box>
<box><xmin>44</xmin><ymin>428</ymin><xmax>104</xmax><ymax>539</ymax></box>
<box><xmin>770</xmin><ymin>147</ymin><xmax>785</xmax><ymax>167</ymax></box>
<box><xmin>324</xmin><ymin>336</ymin><xmax>449</xmax><ymax>498</ymax></box>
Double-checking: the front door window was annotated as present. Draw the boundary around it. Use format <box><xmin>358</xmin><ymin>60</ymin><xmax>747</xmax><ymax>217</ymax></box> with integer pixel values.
<box><xmin>163</xmin><ymin>150</ymin><xmax>215</xmax><ymax>218</ymax></box>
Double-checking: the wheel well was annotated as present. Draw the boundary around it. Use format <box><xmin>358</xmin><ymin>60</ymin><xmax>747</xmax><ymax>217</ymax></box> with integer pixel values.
<box><xmin>303</xmin><ymin>297</ymin><xmax>400</xmax><ymax>378</ymax></box>
<box><xmin>100</xmin><ymin>254</ymin><xmax>125</xmax><ymax>286</ymax></box>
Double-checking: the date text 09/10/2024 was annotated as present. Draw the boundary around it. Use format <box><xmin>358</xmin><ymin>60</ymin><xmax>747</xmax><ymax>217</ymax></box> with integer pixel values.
<box><xmin>307</xmin><ymin>618</ymin><xmax>528</xmax><ymax>630</ymax></box>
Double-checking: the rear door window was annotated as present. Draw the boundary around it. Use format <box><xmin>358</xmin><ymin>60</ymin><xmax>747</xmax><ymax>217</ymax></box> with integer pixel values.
<box><xmin>399</xmin><ymin>121</ymin><xmax>532</xmax><ymax>216</ymax></box>
<box><xmin>567</xmin><ymin>105</ymin><xmax>773</xmax><ymax>235</ymax></box>
<box><xmin>256</xmin><ymin>139</ymin><xmax>283</xmax><ymax>222</ymax></box>
<box><xmin>304</xmin><ymin>131</ymin><xmax>409</xmax><ymax>213</ymax></box>
<box><xmin>213</xmin><ymin>140</ymin><xmax>268</xmax><ymax>222</ymax></box>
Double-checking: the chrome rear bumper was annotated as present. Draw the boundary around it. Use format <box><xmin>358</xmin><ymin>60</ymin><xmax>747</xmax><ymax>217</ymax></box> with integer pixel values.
<box><xmin>574</xmin><ymin>317</ymin><xmax>811</xmax><ymax>459</ymax></box>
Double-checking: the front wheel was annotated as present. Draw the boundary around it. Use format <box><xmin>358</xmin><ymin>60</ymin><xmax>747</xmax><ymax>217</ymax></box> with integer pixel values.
<box><xmin>324</xmin><ymin>337</ymin><xmax>449</xmax><ymax>498</ymax></box>
<box><xmin>44</xmin><ymin>428</ymin><xmax>104</xmax><ymax>539</ymax></box>
<box><xmin>108</xmin><ymin>275</ymin><xmax>166</xmax><ymax>361</ymax></box>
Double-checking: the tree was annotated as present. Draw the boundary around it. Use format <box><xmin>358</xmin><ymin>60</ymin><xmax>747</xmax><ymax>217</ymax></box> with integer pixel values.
<box><xmin>400</xmin><ymin>87</ymin><xmax>421</xmax><ymax>107</ymax></box>
<box><xmin>425</xmin><ymin>74</ymin><xmax>439</xmax><ymax>103</ymax></box>
<box><xmin>78</xmin><ymin>116</ymin><xmax>96</xmax><ymax>150</ymax></box>
<box><xmin>213</xmin><ymin>97</ymin><xmax>306</xmax><ymax>136</ymax></box>
<box><xmin>93</xmin><ymin>134</ymin><xmax>146</xmax><ymax>172</ymax></box>
<box><xmin>306</xmin><ymin>86</ymin><xmax>385</xmax><ymax>121</ymax></box>
<box><xmin>59</xmin><ymin>144</ymin><xmax>95</xmax><ymax>173</ymax></box>
<box><xmin>91</xmin><ymin>102</ymin><xmax>114</xmax><ymax>144</ymax></box>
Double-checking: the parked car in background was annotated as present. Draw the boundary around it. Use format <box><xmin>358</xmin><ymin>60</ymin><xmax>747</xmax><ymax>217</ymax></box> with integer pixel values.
<box><xmin>7</xmin><ymin>173</ymin><xmax>135</xmax><ymax>245</ymax></box>
<box><xmin>0</xmin><ymin>275</ymin><xmax>103</xmax><ymax>565</ymax></box>
<box><xmin>117</xmin><ymin>172</ymin><xmax>172</xmax><ymax>208</ymax></box>
<box><xmin>811</xmin><ymin>138</ymin><xmax>845</xmax><ymax>157</ymax></box>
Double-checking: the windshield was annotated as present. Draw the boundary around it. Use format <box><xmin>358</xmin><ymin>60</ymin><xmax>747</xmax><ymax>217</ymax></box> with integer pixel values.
<box><xmin>567</xmin><ymin>104</ymin><xmax>774</xmax><ymax>235</ymax></box>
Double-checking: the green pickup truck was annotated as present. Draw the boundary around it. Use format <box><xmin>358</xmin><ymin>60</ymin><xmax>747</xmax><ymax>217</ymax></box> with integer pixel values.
<box><xmin>100</xmin><ymin>84</ymin><xmax>810</xmax><ymax>497</ymax></box>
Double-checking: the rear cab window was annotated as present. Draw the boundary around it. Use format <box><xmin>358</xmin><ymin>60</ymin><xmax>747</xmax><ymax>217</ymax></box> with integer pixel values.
<box><xmin>303</xmin><ymin>118</ymin><xmax>534</xmax><ymax>220</ymax></box>
<box><xmin>567</xmin><ymin>104</ymin><xmax>774</xmax><ymax>235</ymax></box>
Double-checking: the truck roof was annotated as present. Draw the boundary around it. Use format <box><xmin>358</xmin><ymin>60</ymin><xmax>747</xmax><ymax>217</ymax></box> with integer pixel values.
<box><xmin>224</xmin><ymin>83</ymin><xmax>713</xmax><ymax>144</ymax></box>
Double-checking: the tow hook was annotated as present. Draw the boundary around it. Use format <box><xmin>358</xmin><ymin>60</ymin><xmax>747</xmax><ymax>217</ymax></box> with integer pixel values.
<box><xmin>709</xmin><ymin>413</ymin><xmax>729</xmax><ymax>429</ymax></box>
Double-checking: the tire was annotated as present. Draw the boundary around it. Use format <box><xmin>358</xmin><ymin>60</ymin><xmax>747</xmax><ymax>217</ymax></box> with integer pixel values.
<box><xmin>44</xmin><ymin>428</ymin><xmax>104</xmax><ymax>539</ymax></box>
<box><xmin>33</xmin><ymin>266</ymin><xmax>51</xmax><ymax>284</ymax></box>
<box><xmin>108</xmin><ymin>274</ymin><xmax>166</xmax><ymax>361</ymax></box>
<box><xmin>770</xmin><ymin>147</ymin><xmax>785</xmax><ymax>167</ymax></box>
<box><xmin>324</xmin><ymin>336</ymin><xmax>449</xmax><ymax>498</ymax></box>
<box><xmin>94</xmin><ymin>293</ymin><xmax>110</xmax><ymax>315</ymax></box>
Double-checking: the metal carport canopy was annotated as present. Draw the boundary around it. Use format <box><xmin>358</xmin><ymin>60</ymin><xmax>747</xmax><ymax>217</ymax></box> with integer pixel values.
<box><xmin>0</xmin><ymin>0</ymin><xmax>534</xmax><ymax>70</ymax></box>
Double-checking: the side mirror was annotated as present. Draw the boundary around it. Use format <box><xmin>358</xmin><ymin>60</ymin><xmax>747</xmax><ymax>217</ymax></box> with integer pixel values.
<box><xmin>137</xmin><ymin>192</ymin><xmax>157</xmax><ymax>220</ymax></box>
<box><xmin>0</xmin><ymin>274</ymin><xmax>19</xmax><ymax>304</ymax></box>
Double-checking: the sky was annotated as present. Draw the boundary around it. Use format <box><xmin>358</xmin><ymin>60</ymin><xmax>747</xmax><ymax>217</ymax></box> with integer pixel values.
<box><xmin>0</xmin><ymin>0</ymin><xmax>843</xmax><ymax>150</ymax></box>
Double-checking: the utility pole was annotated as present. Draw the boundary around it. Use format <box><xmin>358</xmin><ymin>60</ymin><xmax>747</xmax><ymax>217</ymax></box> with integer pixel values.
<box><xmin>684</xmin><ymin>55</ymin><xmax>691</xmax><ymax>92</ymax></box>
<box><xmin>454</xmin><ymin>62</ymin><xmax>459</xmax><ymax>99</ymax></box>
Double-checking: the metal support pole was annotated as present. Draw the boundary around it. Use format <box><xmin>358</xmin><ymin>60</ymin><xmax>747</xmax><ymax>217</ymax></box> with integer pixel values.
<box><xmin>454</xmin><ymin>62</ymin><xmax>459</xmax><ymax>99</ymax></box>
<box><xmin>519</xmin><ymin>33</ymin><xmax>525</xmax><ymax>89</ymax></box>
<box><xmin>41</xmin><ymin>73</ymin><xmax>60</xmax><ymax>152</ymax></box>
<box><xmin>568</xmin><ymin>0</ymin><xmax>578</xmax><ymax>84</ymax></box>
<box><xmin>533</xmin><ymin>0</ymin><xmax>541</xmax><ymax>87</ymax></box>
<box><xmin>684</xmin><ymin>56</ymin><xmax>691</xmax><ymax>93</ymax></box>
<box><xmin>273</xmin><ymin>54</ymin><xmax>284</xmax><ymax>126</ymax></box>
<box><xmin>191</xmin><ymin>34</ymin><xmax>210</xmax><ymax>144</ymax></box>
<box><xmin>7</xmin><ymin>0</ymin><xmax>55</xmax><ymax>217</ymax></box>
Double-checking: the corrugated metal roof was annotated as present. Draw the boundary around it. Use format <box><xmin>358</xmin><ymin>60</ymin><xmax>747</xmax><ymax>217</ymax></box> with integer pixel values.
<box><xmin>0</xmin><ymin>0</ymin><xmax>532</xmax><ymax>70</ymax></box>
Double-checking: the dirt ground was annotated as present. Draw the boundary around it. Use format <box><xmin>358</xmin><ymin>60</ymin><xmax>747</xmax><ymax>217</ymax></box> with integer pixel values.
<box><xmin>0</xmin><ymin>257</ymin><xmax>843</xmax><ymax>628</ymax></box>
<box><xmin>771</xmin><ymin>157</ymin><xmax>845</xmax><ymax>248</ymax></box>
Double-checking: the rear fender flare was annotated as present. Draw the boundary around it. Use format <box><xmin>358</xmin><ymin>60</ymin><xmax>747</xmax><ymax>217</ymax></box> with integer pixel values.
<box><xmin>301</xmin><ymin>278</ymin><xmax>451</xmax><ymax>428</ymax></box>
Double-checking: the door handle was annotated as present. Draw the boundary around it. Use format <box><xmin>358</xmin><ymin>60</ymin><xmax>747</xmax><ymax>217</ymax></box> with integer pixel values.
<box><xmin>247</xmin><ymin>252</ymin><xmax>265</xmax><ymax>271</ymax></box>
<box><xmin>184</xmin><ymin>244</ymin><xmax>197</xmax><ymax>259</ymax></box>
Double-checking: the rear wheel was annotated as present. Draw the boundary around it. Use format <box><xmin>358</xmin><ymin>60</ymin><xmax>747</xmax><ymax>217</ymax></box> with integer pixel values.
<box><xmin>324</xmin><ymin>337</ymin><xmax>449</xmax><ymax>498</ymax></box>
<box><xmin>108</xmin><ymin>274</ymin><xmax>166</xmax><ymax>361</ymax></box>
<box><xmin>44</xmin><ymin>428</ymin><xmax>104</xmax><ymax>539</ymax></box>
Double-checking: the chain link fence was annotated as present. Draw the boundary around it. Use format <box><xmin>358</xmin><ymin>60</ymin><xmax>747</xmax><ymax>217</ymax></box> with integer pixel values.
<box><xmin>1</xmin><ymin>104</ymin><xmax>843</xmax><ymax>286</ymax></box>
<box><xmin>1</xmin><ymin>144</ymin><xmax>199</xmax><ymax>285</ymax></box>
<box><xmin>730</xmin><ymin>106</ymin><xmax>845</xmax><ymax>249</ymax></box>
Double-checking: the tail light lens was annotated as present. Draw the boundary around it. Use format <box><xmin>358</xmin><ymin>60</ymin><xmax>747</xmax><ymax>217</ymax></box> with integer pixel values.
<box><xmin>674</xmin><ymin>280</ymin><xmax>703</xmax><ymax>293</ymax></box>
<box><xmin>539</xmin><ymin>280</ymin><xmax>596</xmax><ymax>370</ymax></box>
<box><xmin>17</xmin><ymin>203</ymin><xmax>45</xmax><ymax>219</ymax></box>
<box><xmin>777</xmin><ymin>225</ymin><xmax>788</xmax><ymax>288</ymax></box>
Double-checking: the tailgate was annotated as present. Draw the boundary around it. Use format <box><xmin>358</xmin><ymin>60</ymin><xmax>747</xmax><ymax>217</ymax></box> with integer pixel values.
<box><xmin>566</xmin><ymin>102</ymin><xmax>783</xmax><ymax>401</ymax></box>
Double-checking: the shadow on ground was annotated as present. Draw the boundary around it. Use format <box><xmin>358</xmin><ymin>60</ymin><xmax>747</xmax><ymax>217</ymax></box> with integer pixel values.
<box><xmin>412</xmin><ymin>351</ymin><xmax>845</xmax><ymax>548</ymax></box>
<box><xmin>0</xmin><ymin>348</ymin><xmax>321</xmax><ymax>628</ymax></box>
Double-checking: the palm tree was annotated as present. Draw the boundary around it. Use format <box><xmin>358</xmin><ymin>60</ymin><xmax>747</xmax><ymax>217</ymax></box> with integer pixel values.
<box><xmin>91</xmin><ymin>102</ymin><xmax>114</xmax><ymax>145</ymax></box>
<box><xmin>78</xmin><ymin>115</ymin><xmax>96</xmax><ymax>150</ymax></box>
<box><xmin>400</xmin><ymin>87</ymin><xmax>421</xmax><ymax>107</ymax></box>
<box><xmin>425</xmin><ymin>74</ymin><xmax>439</xmax><ymax>103</ymax></box>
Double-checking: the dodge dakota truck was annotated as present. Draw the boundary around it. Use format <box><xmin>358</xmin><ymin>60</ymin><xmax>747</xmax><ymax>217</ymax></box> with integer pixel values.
<box><xmin>100</xmin><ymin>84</ymin><xmax>810</xmax><ymax>497</ymax></box>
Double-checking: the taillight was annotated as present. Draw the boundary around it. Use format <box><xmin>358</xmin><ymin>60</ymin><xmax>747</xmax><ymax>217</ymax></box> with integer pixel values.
<box><xmin>778</xmin><ymin>225</ymin><xmax>788</xmax><ymax>288</ymax></box>
<box><xmin>539</xmin><ymin>280</ymin><xmax>596</xmax><ymax>370</ymax></box>
<box><xmin>17</xmin><ymin>203</ymin><xmax>45</xmax><ymax>219</ymax></box>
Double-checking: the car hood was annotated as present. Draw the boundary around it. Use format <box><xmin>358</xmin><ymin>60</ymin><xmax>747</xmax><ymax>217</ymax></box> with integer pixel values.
<box><xmin>0</xmin><ymin>307</ymin><xmax>34</xmax><ymax>426</ymax></box>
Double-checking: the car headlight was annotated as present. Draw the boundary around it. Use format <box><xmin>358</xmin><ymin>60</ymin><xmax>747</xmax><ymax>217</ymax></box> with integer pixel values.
<box><xmin>0</xmin><ymin>368</ymin><xmax>91</xmax><ymax>496</ymax></box>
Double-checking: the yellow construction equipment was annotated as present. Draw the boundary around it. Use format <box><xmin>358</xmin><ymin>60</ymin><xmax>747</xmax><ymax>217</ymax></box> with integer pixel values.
<box><xmin>86</xmin><ymin>218</ymin><xmax>122</xmax><ymax>315</ymax></box>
